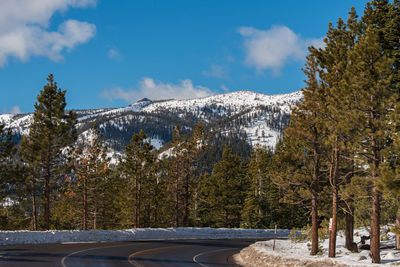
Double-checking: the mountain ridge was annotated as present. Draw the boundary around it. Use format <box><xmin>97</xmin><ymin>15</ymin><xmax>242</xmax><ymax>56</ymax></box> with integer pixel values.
<box><xmin>0</xmin><ymin>90</ymin><xmax>303</xmax><ymax>153</ymax></box>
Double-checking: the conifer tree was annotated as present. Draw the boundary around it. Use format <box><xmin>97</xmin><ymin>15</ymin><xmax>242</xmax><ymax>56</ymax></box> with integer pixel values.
<box><xmin>204</xmin><ymin>146</ymin><xmax>248</xmax><ymax>227</ymax></box>
<box><xmin>119</xmin><ymin>130</ymin><xmax>155</xmax><ymax>228</ymax></box>
<box><xmin>382</xmin><ymin>134</ymin><xmax>400</xmax><ymax>250</ymax></box>
<box><xmin>20</xmin><ymin>74</ymin><xmax>77</xmax><ymax>230</ymax></box>
<box><xmin>0</xmin><ymin>125</ymin><xmax>18</xmax><ymax>206</ymax></box>
<box><xmin>345</xmin><ymin>26</ymin><xmax>396</xmax><ymax>263</ymax></box>
<box><xmin>168</xmin><ymin>125</ymin><xmax>184</xmax><ymax>227</ymax></box>
<box><xmin>71</xmin><ymin>124</ymin><xmax>110</xmax><ymax>230</ymax></box>
<box><xmin>241</xmin><ymin>146</ymin><xmax>272</xmax><ymax>228</ymax></box>
<box><xmin>274</xmin><ymin>53</ymin><xmax>328</xmax><ymax>256</ymax></box>
<box><xmin>314</xmin><ymin>15</ymin><xmax>359</xmax><ymax>256</ymax></box>
<box><xmin>181</xmin><ymin>122</ymin><xmax>207</xmax><ymax>226</ymax></box>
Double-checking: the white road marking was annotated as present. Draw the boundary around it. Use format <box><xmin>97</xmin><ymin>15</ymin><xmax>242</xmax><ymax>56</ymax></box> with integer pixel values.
<box><xmin>61</xmin><ymin>243</ymin><xmax>134</xmax><ymax>267</ymax></box>
<box><xmin>193</xmin><ymin>248</ymin><xmax>234</xmax><ymax>267</ymax></box>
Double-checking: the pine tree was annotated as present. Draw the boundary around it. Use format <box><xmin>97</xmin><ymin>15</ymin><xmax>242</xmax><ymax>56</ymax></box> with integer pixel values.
<box><xmin>205</xmin><ymin>146</ymin><xmax>248</xmax><ymax>228</ymax></box>
<box><xmin>345</xmin><ymin>26</ymin><xmax>396</xmax><ymax>263</ymax></box>
<box><xmin>241</xmin><ymin>146</ymin><xmax>272</xmax><ymax>228</ymax></box>
<box><xmin>71</xmin><ymin>124</ymin><xmax>110</xmax><ymax>230</ymax></box>
<box><xmin>169</xmin><ymin>125</ymin><xmax>184</xmax><ymax>227</ymax></box>
<box><xmin>181</xmin><ymin>122</ymin><xmax>207</xmax><ymax>226</ymax></box>
<box><xmin>314</xmin><ymin>15</ymin><xmax>359</xmax><ymax>256</ymax></box>
<box><xmin>274</xmin><ymin>52</ymin><xmax>328</xmax><ymax>256</ymax></box>
<box><xmin>119</xmin><ymin>130</ymin><xmax>155</xmax><ymax>228</ymax></box>
<box><xmin>20</xmin><ymin>74</ymin><xmax>77</xmax><ymax>230</ymax></box>
<box><xmin>0</xmin><ymin>124</ymin><xmax>18</xmax><ymax>215</ymax></box>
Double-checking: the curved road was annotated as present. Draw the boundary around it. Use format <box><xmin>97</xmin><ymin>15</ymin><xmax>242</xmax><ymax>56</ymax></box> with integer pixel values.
<box><xmin>0</xmin><ymin>239</ymin><xmax>268</xmax><ymax>266</ymax></box>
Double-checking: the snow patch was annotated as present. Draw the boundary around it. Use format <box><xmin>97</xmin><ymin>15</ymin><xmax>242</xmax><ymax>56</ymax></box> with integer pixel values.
<box><xmin>0</xmin><ymin>228</ymin><xmax>290</xmax><ymax>246</ymax></box>
<box><xmin>240</xmin><ymin>228</ymin><xmax>400</xmax><ymax>266</ymax></box>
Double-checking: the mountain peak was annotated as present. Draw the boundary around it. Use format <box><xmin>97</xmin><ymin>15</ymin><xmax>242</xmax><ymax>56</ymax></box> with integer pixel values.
<box><xmin>137</xmin><ymin>98</ymin><xmax>152</xmax><ymax>103</ymax></box>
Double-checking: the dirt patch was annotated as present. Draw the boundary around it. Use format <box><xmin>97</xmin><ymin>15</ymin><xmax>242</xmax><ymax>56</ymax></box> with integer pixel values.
<box><xmin>237</xmin><ymin>244</ymin><xmax>351</xmax><ymax>267</ymax></box>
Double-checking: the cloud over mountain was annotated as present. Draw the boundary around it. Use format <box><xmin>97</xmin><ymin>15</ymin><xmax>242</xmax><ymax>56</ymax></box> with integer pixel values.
<box><xmin>100</xmin><ymin>78</ymin><xmax>214</xmax><ymax>103</ymax></box>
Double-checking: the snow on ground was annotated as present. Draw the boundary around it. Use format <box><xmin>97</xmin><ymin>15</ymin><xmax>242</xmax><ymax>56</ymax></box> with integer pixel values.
<box><xmin>239</xmin><ymin>228</ymin><xmax>400</xmax><ymax>267</ymax></box>
<box><xmin>158</xmin><ymin>147</ymin><xmax>173</xmax><ymax>159</ymax></box>
<box><xmin>149</xmin><ymin>136</ymin><xmax>163</xmax><ymax>150</ymax></box>
<box><xmin>241</xmin><ymin>114</ymin><xmax>281</xmax><ymax>149</ymax></box>
<box><xmin>0</xmin><ymin>228</ymin><xmax>290</xmax><ymax>246</ymax></box>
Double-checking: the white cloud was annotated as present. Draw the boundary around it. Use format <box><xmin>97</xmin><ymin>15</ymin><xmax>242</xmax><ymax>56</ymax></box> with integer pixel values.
<box><xmin>202</xmin><ymin>64</ymin><xmax>230</xmax><ymax>80</ymax></box>
<box><xmin>2</xmin><ymin>105</ymin><xmax>22</xmax><ymax>115</ymax></box>
<box><xmin>238</xmin><ymin>25</ymin><xmax>323</xmax><ymax>74</ymax></box>
<box><xmin>10</xmin><ymin>106</ymin><xmax>22</xmax><ymax>115</ymax></box>
<box><xmin>0</xmin><ymin>0</ymin><xmax>97</xmax><ymax>66</ymax></box>
<box><xmin>108</xmin><ymin>48</ymin><xmax>122</xmax><ymax>60</ymax></box>
<box><xmin>100</xmin><ymin>78</ymin><xmax>214</xmax><ymax>103</ymax></box>
<box><xmin>221</xmin><ymin>85</ymin><xmax>229</xmax><ymax>93</ymax></box>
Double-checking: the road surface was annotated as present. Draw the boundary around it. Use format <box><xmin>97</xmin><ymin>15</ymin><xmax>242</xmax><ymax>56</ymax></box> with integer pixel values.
<box><xmin>0</xmin><ymin>239</ymin><xmax>267</xmax><ymax>266</ymax></box>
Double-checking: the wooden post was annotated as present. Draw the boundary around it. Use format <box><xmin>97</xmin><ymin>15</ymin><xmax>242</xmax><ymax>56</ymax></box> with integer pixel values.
<box><xmin>273</xmin><ymin>224</ymin><xmax>277</xmax><ymax>250</ymax></box>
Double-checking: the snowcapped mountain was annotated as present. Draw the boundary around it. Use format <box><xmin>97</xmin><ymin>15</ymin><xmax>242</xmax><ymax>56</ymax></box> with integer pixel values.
<box><xmin>1</xmin><ymin>90</ymin><xmax>302</xmax><ymax>152</ymax></box>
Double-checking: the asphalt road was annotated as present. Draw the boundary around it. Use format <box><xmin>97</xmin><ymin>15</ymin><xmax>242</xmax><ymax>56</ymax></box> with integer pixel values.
<box><xmin>0</xmin><ymin>239</ymin><xmax>267</xmax><ymax>267</ymax></box>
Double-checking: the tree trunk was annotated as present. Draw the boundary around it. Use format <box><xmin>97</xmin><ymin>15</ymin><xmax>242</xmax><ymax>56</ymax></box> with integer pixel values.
<box><xmin>83</xmin><ymin>174</ymin><xmax>88</xmax><ymax>230</ymax></box>
<box><xmin>345</xmin><ymin>160</ymin><xmax>356</xmax><ymax>251</ymax></box>
<box><xmin>371</xmin><ymin>182</ymin><xmax>381</xmax><ymax>263</ymax></box>
<box><xmin>31</xmin><ymin>180</ymin><xmax>37</xmax><ymax>231</ymax></box>
<box><xmin>370</xmin><ymin>105</ymin><xmax>381</xmax><ymax>263</ymax></box>
<box><xmin>44</xmin><ymin>166</ymin><xmax>51</xmax><ymax>230</ymax></box>
<box><xmin>310</xmin><ymin>143</ymin><xmax>320</xmax><ymax>256</ymax></box>
<box><xmin>137</xmin><ymin>177</ymin><xmax>141</xmax><ymax>228</ymax></box>
<box><xmin>329</xmin><ymin>193</ymin><xmax>338</xmax><ymax>258</ymax></box>
<box><xmin>174</xmin><ymin>160</ymin><xmax>180</xmax><ymax>227</ymax></box>
<box><xmin>183</xmin><ymin>170</ymin><xmax>189</xmax><ymax>226</ymax></box>
<box><xmin>93</xmin><ymin>194</ymin><xmax>97</xmax><ymax>230</ymax></box>
<box><xmin>175</xmin><ymin>183</ymin><xmax>179</xmax><ymax>227</ymax></box>
<box><xmin>310</xmin><ymin>192</ymin><xmax>319</xmax><ymax>255</ymax></box>
<box><xmin>345</xmin><ymin>205</ymin><xmax>356</xmax><ymax>251</ymax></box>
<box><xmin>396</xmin><ymin>209</ymin><xmax>400</xmax><ymax>250</ymax></box>
<box><xmin>224</xmin><ymin>209</ymin><xmax>229</xmax><ymax>228</ymax></box>
<box><xmin>329</xmin><ymin>144</ymin><xmax>339</xmax><ymax>258</ymax></box>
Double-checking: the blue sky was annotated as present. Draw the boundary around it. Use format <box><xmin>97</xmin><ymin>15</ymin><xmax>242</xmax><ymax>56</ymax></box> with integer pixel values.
<box><xmin>0</xmin><ymin>0</ymin><xmax>366</xmax><ymax>114</ymax></box>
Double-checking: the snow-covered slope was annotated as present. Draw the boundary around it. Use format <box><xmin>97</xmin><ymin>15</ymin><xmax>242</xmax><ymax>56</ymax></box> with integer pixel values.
<box><xmin>0</xmin><ymin>90</ymin><xmax>302</xmax><ymax>152</ymax></box>
<box><xmin>142</xmin><ymin>90</ymin><xmax>301</xmax><ymax>114</ymax></box>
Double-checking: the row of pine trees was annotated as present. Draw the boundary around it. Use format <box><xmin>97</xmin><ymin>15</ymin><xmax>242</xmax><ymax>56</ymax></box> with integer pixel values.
<box><xmin>274</xmin><ymin>0</ymin><xmax>400</xmax><ymax>264</ymax></box>
<box><xmin>0</xmin><ymin>74</ymin><xmax>305</xmax><ymax>233</ymax></box>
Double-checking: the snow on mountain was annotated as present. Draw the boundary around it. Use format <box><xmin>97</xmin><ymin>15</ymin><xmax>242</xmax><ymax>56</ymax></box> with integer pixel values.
<box><xmin>0</xmin><ymin>113</ymin><xmax>33</xmax><ymax>136</ymax></box>
<box><xmin>142</xmin><ymin>90</ymin><xmax>301</xmax><ymax>114</ymax></box>
<box><xmin>0</xmin><ymin>90</ymin><xmax>303</xmax><ymax>152</ymax></box>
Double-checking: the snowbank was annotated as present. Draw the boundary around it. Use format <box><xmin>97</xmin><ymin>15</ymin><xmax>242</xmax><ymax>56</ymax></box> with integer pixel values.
<box><xmin>238</xmin><ymin>229</ymin><xmax>400</xmax><ymax>267</ymax></box>
<box><xmin>0</xmin><ymin>227</ymin><xmax>290</xmax><ymax>246</ymax></box>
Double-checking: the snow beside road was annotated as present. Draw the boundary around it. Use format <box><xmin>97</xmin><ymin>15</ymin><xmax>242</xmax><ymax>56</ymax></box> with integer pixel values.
<box><xmin>0</xmin><ymin>227</ymin><xmax>290</xmax><ymax>246</ymax></box>
<box><xmin>239</xmin><ymin>228</ymin><xmax>400</xmax><ymax>267</ymax></box>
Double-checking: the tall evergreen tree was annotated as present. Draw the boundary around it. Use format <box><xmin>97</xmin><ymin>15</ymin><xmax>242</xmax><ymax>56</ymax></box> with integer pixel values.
<box><xmin>0</xmin><ymin>125</ymin><xmax>18</xmax><ymax>212</ymax></box>
<box><xmin>169</xmin><ymin>125</ymin><xmax>184</xmax><ymax>227</ymax></box>
<box><xmin>71</xmin><ymin>124</ymin><xmax>110</xmax><ymax>230</ymax></box>
<box><xmin>119</xmin><ymin>130</ymin><xmax>155</xmax><ymax>228</ymax></box>
<box><xmin>181</xmin><ymin>122</ymin><xmax>207</xmax><ymax>226</ymax></box>
<box><xmin>20</xmin><ymin>74</ymin><xmax>77</xmax><ymax>230</ymax></box>
<box><xmin>202</xmin><ymin>146</ymin><xmax>248</xmax><ymax>228</ymax></box>
<box><xmin>314</xmin><ymin>15</ymin><xmax>359</xmax><ymax>256</ymax></box>
<box><xmin>345</xmin><ymin>26</ymin><xmax>396</xmax><ymax>263</ymax></box>
<box><xmin>274</xmin><ymin>52</ymin><xmax>328</xmax><ymax>256</ymax></box>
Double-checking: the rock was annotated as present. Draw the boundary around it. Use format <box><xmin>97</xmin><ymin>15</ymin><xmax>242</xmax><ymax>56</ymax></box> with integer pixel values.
<box><xmin>358</xmin><ymin>244</ymin><xmax>370</xmax><ymax>250</ymax></box>
<box><xmin>358</xmin><ymin>256</ymin><xmax>367</xmax><ymax>261</ymax></box>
